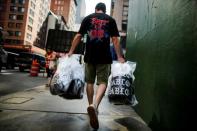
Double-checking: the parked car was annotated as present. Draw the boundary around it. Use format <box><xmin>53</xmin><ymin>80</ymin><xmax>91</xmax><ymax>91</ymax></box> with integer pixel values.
<box><xmin>15</xmin><ymin>52</ymin><xmax>46</xmax><ymax>72</ymax></box>
<box><xmin>5</xmin><ymin>51</ymin><xmax>19</xmax><ymax>69</ymax></box>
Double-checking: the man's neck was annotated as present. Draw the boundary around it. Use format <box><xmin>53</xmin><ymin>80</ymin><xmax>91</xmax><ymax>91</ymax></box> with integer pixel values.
<box><xmin>95</xmin><ymin>10</ymin><xmax>104</xmax><ymax>13</ymax></box>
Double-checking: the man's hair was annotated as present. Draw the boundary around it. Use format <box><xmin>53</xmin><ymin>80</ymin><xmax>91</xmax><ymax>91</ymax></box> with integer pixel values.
<box><xmin>95</xmin><ymin>2</ymin><xmax>106</xmax><ymax>13</ymax></box>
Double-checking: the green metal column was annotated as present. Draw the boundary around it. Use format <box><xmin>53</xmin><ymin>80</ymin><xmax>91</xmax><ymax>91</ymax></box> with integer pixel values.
<box><xmin>126</xmin><ymin>0</ymin><xmax>197</xmax><ymax>130</ymax></box>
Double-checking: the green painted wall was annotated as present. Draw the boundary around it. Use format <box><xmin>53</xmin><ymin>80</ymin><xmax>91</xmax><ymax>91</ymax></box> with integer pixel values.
<box><xmin>126</xmin><ymin>0</ymin><xmax>197</xmax><ymax>130</ymax></box>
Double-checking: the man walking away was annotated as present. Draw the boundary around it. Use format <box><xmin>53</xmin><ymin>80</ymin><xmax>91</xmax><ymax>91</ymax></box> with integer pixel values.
<box><xmin>67</xmin><ymin>2</ymin><xmax>125</xmax><ymax>129</ymax></box>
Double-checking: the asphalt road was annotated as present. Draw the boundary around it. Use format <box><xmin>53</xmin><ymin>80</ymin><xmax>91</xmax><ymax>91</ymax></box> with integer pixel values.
<box><xmin>0</xmin><ymin>68</ymin><xmax>47</xmax><ymax>96</ymax></box>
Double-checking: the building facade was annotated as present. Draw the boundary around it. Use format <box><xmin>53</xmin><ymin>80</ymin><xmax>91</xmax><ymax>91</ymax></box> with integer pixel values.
<box><xmin>33</xmin><ymin>10</ymin><xmax>68</xmax><ymax>49</ymax></box>
<box><xmin>111</xmin><ymin>0</ymin><xmax>129</xmax><ymax>55</ymax></box>
<box><xmin>50</xmin><ymin>0</ymin><xmax>77</xmax><ymax>31</ymax></box>
<box><xmin>0</xmin><ymin>0</ymin><xmax>51</xmax><ymax>55</ymax></box>
<box><xmin>111</xmin><ymin>0</ymin><xmax>129</xmax><ymax>33</ymax></box>
<box><xmin>75</xmin><ymin>0</ymin><xmax>86</xmax><ymax>24</ymax></box>
<box><xmin>73</xmin><ymin>0</ymin><xmax>86</xmax><ymax>31</ymax></box>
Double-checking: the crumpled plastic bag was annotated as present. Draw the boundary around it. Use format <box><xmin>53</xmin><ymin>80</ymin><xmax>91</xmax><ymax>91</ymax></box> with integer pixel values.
<box><xmin>59</xmin><ymin>79</ymin><xmax>85</xmax><ymax>99</ymax></box>
<box><xmin>111</xmin><ymin>61</ymin><xmax>136</xmax><ymax>81</ymax></box>
<box><xmin>50</xmin><ymin>54</ymin><xmax>85</xmax><ymax>99</ymax></box>
<box><xmin>107</xmin><ymin>61</ymin><xmax>138</xmax><ymax>106</ymax></box>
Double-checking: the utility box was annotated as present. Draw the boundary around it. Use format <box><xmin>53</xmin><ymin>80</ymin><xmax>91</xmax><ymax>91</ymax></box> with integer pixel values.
<box><xmin>46</xmin><ymin>29</ymin><xmax>84</xmax><ymax>54</ymax></box>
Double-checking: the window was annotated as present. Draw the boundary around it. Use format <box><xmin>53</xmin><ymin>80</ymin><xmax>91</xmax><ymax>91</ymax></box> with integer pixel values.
<box><xmin>18</xmin><ymin>7</ymin><xmax>25</xmax><ymax>13</ymax></box>
<box><xmin>15</xmin><ymin>31</ymin><xmax>22</xmax><ymax>36</ymax></box>
<box><xmin>11</xmin><ymin>0</ymin><xmax>17</xmax><ymax>4</ymax></box>
<box><xmin>29</xmin><ymin>9</ymin><xmax>34</xmax><ymax>17</ymax></box>
<box><xmin>123</xmin><ymin>7</ymin><xmax>128</xmax><ymax>11</ymax></box>
<box><xmin>16</xmin><ymin>23</ymin><xmax>23</xmax><ymax>29</ymax></box>
<box><xmin>8</xmin><ymin>22</ymin><xmax>15</xmax><ymax>28</ymax></box>
<box><xmin>26</xmin><ymin>33</ymin><xmax>32</xmax><ymax>40</ymax></box>
<box><xmin>29</xmin><ymin>17</ymin><xmax>33</xmax><ymax>24</ymax></box>
<box><xmin>0</xmin><ymin>5</ymin><xmax>4</xmax><ymax>11</ymax></box>
<box><xmin>9</xmin><ymin>14</ymin><xmax>16</xmax><ymax>20</ymax></box>
<box><xmin>38</xmin><ymin>17</ymin><xmax>42</xmax><ymax>23</ymax></box>
<box><xmin>5</xmin><ymin>39</ymin><xmax>22</xmax><ymax>44</ymax></box>
<box><xmin>61</xmin><ymin>6</ymin><xmax>63</xmax><ymax>11</ymax></box>
<box><xmin>17</xmin><ymin>15</ymin><xmax>23</xmax><ymax>20</ymax></box>
<box><xmin>57</xmin><ymin>6</ymin><xmax>60</xmax><ymax>10</ymax></box>
<box><xmin>122</xmin><ymin>23</ymin><xmax>127</xmax><ymax>31</ymax></box>
<box><xmin>31</xmin><ymin>1</ymin><xmax>36</xmax><ymax>9</ymax></box>
<box><xmin>7</xmin><ymin>30</ymin><xmax>15</xmax><ymax>36</ymax></box>
<box><xmin>39</xmin><ymin>10</ymin><xmax>42</xmax><ymax>16</ymax></box>
<box><xmin>37</xmin><ymin>24</ymin><xmax>40</xmax><ymax>29</ymax></box>
<box><xmin>58</xmin><ymin>0</ymin><xmax>61</xmax><ymax>4</ymax></box>
<box><xmin>10</xmin><ymin>6</ymin><xmax>17</xmax><ymax>12</ymax></box>
<box><xmin>28</xmin><ymin>25</ymin><xmax>32</xmax><ymax>32</ymax></box>
<box><xmin>19</xmin><ymin>0</ymin><xmax>25</xmax><ymax>4</ymax></box>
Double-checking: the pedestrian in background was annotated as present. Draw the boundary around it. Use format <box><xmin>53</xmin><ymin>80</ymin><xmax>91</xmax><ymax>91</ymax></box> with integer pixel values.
<box><xmin>67</xmin><ymin>2</ymin><xmax>125</xmax><ymax>129</ymax></box>
<box><xmin>45</xmin><ymin>50</ymin><xmax>57</xmax><ymax>87</ymax></box>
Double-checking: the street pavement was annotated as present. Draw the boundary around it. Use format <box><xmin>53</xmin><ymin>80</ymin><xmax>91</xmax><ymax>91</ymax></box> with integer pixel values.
<box><xmin>0</xmin><ymin>85</ymin><xmax>151</xmax><ymax>131</ymax></box>
<box><xmin>0</xmin><ymin>69</ymin><xmax>47</xmax><ymax>96</ymax></box>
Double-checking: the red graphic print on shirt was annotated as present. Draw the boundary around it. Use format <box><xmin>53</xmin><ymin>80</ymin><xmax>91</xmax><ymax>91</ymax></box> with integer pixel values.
<box><xmin>90</xmin><ymin>17</ymin><xmax>109</xmax><ymax>40</ymax></box>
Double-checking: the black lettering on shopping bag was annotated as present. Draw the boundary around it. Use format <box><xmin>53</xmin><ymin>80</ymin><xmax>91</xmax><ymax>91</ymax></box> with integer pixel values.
<box><xmin>108</xmin><ymin>75</ymin><xmax>134</xmax><ymax>103</ymax></box>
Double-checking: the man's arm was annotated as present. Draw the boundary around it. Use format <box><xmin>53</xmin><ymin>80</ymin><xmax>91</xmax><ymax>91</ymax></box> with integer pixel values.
<box><xmin>67</xmin><ymin>33</ymin><xmax>82</xmax><ymax>56</ymax></box>
<box><xmin>112</xmin><ymin>36</ymin><xmax>125</xmax><ymax>63</ymax></box>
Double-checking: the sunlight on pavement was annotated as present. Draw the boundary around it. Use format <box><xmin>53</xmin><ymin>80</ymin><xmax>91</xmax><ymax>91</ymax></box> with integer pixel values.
<box><xmin>0</xmin><ymin>70</ymin><xmax>13</xmax><ymax>75</ymax></box>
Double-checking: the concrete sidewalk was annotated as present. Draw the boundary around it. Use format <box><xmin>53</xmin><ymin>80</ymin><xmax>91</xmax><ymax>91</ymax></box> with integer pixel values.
<box><xmin>0</xmin><ymin>85</ymin><xmax>151</xmax><ymax>131</ymax></box>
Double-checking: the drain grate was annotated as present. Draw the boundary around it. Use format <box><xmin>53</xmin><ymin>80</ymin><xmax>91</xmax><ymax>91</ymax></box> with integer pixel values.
<box><xmin>0</xmin><ymin>97</ymin><xmax>34</xmax><ymax>104</ymax></box>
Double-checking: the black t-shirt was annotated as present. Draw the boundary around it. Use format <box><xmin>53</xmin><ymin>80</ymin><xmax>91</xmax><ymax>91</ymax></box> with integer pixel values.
<box><xmin>78</xmin><ymin>13</ymin><xmax>119</xmax><ymax>64</ymax></box>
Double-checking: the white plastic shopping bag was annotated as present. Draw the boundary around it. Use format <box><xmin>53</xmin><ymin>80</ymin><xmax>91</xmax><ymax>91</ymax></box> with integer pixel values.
<box><xmin>50</xmin><ymin>54</ymin><xmax>85</xmax><ymax>99</ymax></box>
<box><xmin>108</xmin><ymin>61</ymin><xmax>138</xmax><ymax>106</ymax></box>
